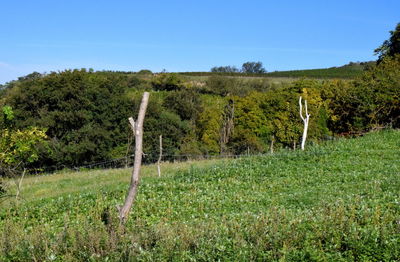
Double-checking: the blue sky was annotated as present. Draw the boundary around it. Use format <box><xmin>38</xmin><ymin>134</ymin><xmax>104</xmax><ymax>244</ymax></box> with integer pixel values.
<box><xmin>0</xmin><ymin>0</ymin><xmax>399</xmax><ymax>84</ymax></box>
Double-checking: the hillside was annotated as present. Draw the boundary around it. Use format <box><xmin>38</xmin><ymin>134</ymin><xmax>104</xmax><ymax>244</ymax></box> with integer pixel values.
<box><xmin>0</xmin><ymin>55</ymin><xmax>398</xmax><ymax>174</ymax></box>
<box><xmin>264</xmin><ymin>61</ymin><xmax>375</xmax><ymax>79</ymax></box>
<box><xmin>179</xmin><ymin>61</ymin><xmax>375</xmax><ymax>79</ymax></box>
<box><xmin>1</xmin><ymin>130</ymin><xmax>399</xmax><ymax>261</ymax></box>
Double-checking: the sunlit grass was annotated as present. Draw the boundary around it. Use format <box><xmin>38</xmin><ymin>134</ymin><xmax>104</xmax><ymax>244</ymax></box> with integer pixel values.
<box><xmin>1</xmin><ymin>130</ymin><xmax>399</xmax><ymax>261</ymax></box>
<box><xmin>4</xmin><ymin>158</ymin><xmax>224</xmax><ymax>203</ymax></box>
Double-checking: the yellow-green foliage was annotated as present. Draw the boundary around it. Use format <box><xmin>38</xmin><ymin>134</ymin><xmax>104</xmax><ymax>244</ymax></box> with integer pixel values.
<box><xmin>1</xmin><ymin>106</ymin><xmax>47</xmax><ymax>175</ymax></box>
<box><xmin>231</xmin><ymin>92</ymin><xmax>270</xmax><ymax>152</ymax></box>
<box><xmin>229</xmin><ymin>80</ymin><xmax>332</xmax><ymax>151</ymax></box>
<box><xmin>0</xmin><ymin>127</ymin><xmax>47</xmax><ymax>166</ymax></box>
<box><xmin>197</xmin><ymin>95</ymin><xmax>226</xmax><ymax>154</ymax></box>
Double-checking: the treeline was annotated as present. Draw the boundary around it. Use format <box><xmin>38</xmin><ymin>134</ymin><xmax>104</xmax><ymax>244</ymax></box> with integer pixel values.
<box><xmin>211</xmin><ymin>61</ymin><xmax>266</xmax><ymax>74</ymax></box>
<box><xmin>0</xmin><ymin>55</ymin><xmax>399</xmax><ymax>169</ymax></box>
<box><xmin>180</xmin><ymin>61</ymin><xmax>374</xmax><ymax>79</ymax></box>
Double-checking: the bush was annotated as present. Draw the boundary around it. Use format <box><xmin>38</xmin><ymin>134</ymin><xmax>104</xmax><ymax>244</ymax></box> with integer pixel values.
<box><xmin>2</xmin><ymin>69</ymin><xmax>132</xmax><ymax>167</ymax></box>
<box><xmin>151</xmin><ymin>73</ymin><xmax>184</xmax><ymax>91</ymax></box>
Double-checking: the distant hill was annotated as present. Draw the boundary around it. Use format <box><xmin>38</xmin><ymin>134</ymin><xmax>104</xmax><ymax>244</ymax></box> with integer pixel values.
<box><xmin>265</xmin><ymin>61</ymin><xmax>376</xmax><ymax>79</ymax></box>
<box><xmin>179</xmin><ymin>61</ymin><xmax>376</xmax><ymax>79</ymax></box>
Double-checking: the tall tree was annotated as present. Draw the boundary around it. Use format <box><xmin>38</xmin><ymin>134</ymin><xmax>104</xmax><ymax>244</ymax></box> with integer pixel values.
<box><xmin>375</xmin><ymin>22</ymin><xmax>400</xmax><ymax>62</ymax></box>
<box><xmin>3</xmin><ymin>69</ymin><xmax>132</xmax><ymax>167</ymax></box>
<box><xmin>241</xmin><ymin>61</ymin><xmax>266</xmax><ymax>74</ymax></box>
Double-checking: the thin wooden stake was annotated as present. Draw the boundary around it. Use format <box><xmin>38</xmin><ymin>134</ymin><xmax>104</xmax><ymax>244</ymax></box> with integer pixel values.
<box><xmin>270</xmin><ymin>135</ymin><xmax>275</xmax><ymax>154</ymax></box>
<box><xmin>15</xmin><ymin>168</ymin><xmax>26</xmax><ymax>200</ymax></box>
<box><xmin>157</xmin><ymin>135</ymin><xmax>162</xmax><ymax>177</ymax></box>
<box><xmin>118</xmin><ymin>92</ymin><xmax>149</xmax><ymax>224</ymax></box>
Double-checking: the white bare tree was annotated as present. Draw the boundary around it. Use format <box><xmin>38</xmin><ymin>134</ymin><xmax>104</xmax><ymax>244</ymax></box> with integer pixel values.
<box><xmin>299</xmin><ymin>96</ymin><xmax>310</xmax><ymax>151</ymax></box>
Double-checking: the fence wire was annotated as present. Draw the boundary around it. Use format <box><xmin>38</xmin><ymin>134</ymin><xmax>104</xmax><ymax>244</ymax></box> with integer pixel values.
<box><xmin>24</xmin><ymin>148</ymin><xmax>400</xmax><ymax>177</ymax></box>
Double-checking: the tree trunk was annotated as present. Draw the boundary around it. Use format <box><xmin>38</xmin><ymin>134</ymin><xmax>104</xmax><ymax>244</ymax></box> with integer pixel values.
<box><xmin>118</xmin><ymin>92</ymin><xmax>149</xmax><ymax>224</ymax></box>
<box><xmin>157</xmin><ymin>135</ymin><xmax>162</xmax><ymax>177</ymax></box>
<box><xmin>299</xmin><ymin>96</ymin><xmax>310</xmax><ymax>151</ymax></box>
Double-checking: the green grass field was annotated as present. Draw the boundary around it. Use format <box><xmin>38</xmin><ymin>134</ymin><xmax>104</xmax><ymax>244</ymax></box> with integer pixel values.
<box><xmin>1</xmin><ymin>130</ymin><xmax>399</xmax><ymax>261</ymax></box>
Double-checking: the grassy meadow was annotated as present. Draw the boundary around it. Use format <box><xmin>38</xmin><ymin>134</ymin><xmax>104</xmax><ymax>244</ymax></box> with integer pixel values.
<box><xmin>1</xmin><ymin>130</ymin><xmax>400</xmax><ymax>261</ymax></box>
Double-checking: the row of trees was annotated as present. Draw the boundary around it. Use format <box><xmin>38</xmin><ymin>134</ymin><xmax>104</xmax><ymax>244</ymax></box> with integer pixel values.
<box><xmin>211</xmin><ymin>61</ymin><xmax>266</xmax><ymax>74</ymax></box>
<box><xmin>0</xmin><ymin>54</ymin><xmax>398</xmax><ymax>170</ymax></box>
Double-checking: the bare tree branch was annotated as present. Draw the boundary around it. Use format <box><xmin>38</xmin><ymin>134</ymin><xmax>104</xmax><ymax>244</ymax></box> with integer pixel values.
<box><xmin>299</xmin><ymin>96</ymin><xmax>311</xmax><ymax>151</ymax></box>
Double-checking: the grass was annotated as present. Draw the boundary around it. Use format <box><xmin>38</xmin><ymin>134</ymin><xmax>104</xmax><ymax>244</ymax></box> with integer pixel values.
<box><xmin>1</xmin><ymin>130</ymin><xmax>400</xmax><ymax>261</ymax></box>
<box><xmin>6</xmin><ymin>159</ymin><xmax>223</xmax><ymax>203</ymax></box>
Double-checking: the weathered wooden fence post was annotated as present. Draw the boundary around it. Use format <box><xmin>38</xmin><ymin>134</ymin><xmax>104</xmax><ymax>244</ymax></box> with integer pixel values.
<box><xmin>157</xmin><ymin>135</ymin><xmax>162</xmax><ymax>177</ymax></box>
<box><xmin>118</xmin><ymin>92</ymin><xmax>149</xmax><ymax>224</ymax></box>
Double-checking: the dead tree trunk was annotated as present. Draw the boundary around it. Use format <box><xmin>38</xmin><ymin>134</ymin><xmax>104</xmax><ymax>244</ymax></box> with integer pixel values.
<box><xmin>118</xmin><ymin>92</ymin><xmax>149</xmax><ymax>224</ymax></box>
<box><xmin>299</xmin><ymin>96</ymin><xmax>310</xmax><ymax>151</ymax></box>
<box><xmin>157</xmin><ymin>135</ymin><xmax>162</xmax><ymax>177</ymax></box>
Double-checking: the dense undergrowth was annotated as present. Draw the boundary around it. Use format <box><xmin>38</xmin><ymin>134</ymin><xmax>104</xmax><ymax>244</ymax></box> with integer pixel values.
<box><xmin>0</xmin><ymin>55</ymin><xmax>398</xmax><ymax>170</ymax></box>
<box><xmin>1</xmin><ymin>130</ymin><xmax>399</xmax><ymax>261</ymax></box>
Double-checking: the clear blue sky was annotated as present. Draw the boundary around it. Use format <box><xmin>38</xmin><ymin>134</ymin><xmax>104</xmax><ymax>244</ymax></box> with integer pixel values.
<box><xmin>0</xmin><ymin>0</ymin><xmax>399</xmax><ymax>84</ymax></box>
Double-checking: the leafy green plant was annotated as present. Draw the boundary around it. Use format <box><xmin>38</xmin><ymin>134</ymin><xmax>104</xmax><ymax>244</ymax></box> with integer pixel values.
<box><xmin>0</xmin><ymin>106</ymin><xmax>48</xmax><ymax>177</ymax></box>
<box><xmin>1</xmin><ymin>131</ymin><xmax>399</xmax><ymax>261</ymax></box>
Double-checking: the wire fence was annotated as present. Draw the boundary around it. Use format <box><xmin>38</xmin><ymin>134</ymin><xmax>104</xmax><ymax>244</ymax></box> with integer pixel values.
<box><xmin>24</xmin><ymin>147</ymin><xmax>400</xmax><ymax>177</ymax></box>
<box><xmin>26</xmin><ymin>153</ymin><xmax>255</xmax><ymax>176</ymax></box>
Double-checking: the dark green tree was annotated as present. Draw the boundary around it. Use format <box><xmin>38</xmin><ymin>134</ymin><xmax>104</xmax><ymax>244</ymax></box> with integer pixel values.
<box><xmin>3</xmin><ymin>69</ymin><xmax>133</xmax><ymax>167</ymax></box>
<box><xmin>163</xmin><ymin>89</ymin><xmax>202</xmax><ymax>121</ymax></box>
<box><xmin>210</xmin><ymin>66</ymin><xmax>239</xmax><ymax>73</ymax></box>
<box><xmin>241</xmin><ymin>61</ymin><xmax>266</xmax><ymax>74</ymax></box>
<box><xmin>139</xmin><ymin>98</ymin><xmax>190</xmax><ymax>162</ymax></box>
<box><xmin>375</xmin><ymin>22</ymin><xmax>400</xmax><ymax>62</ymax></box>
<box><xmin>137</xmin><ymin>69</ymin><xmax>153</xmax><ymax>75</ymax></box>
